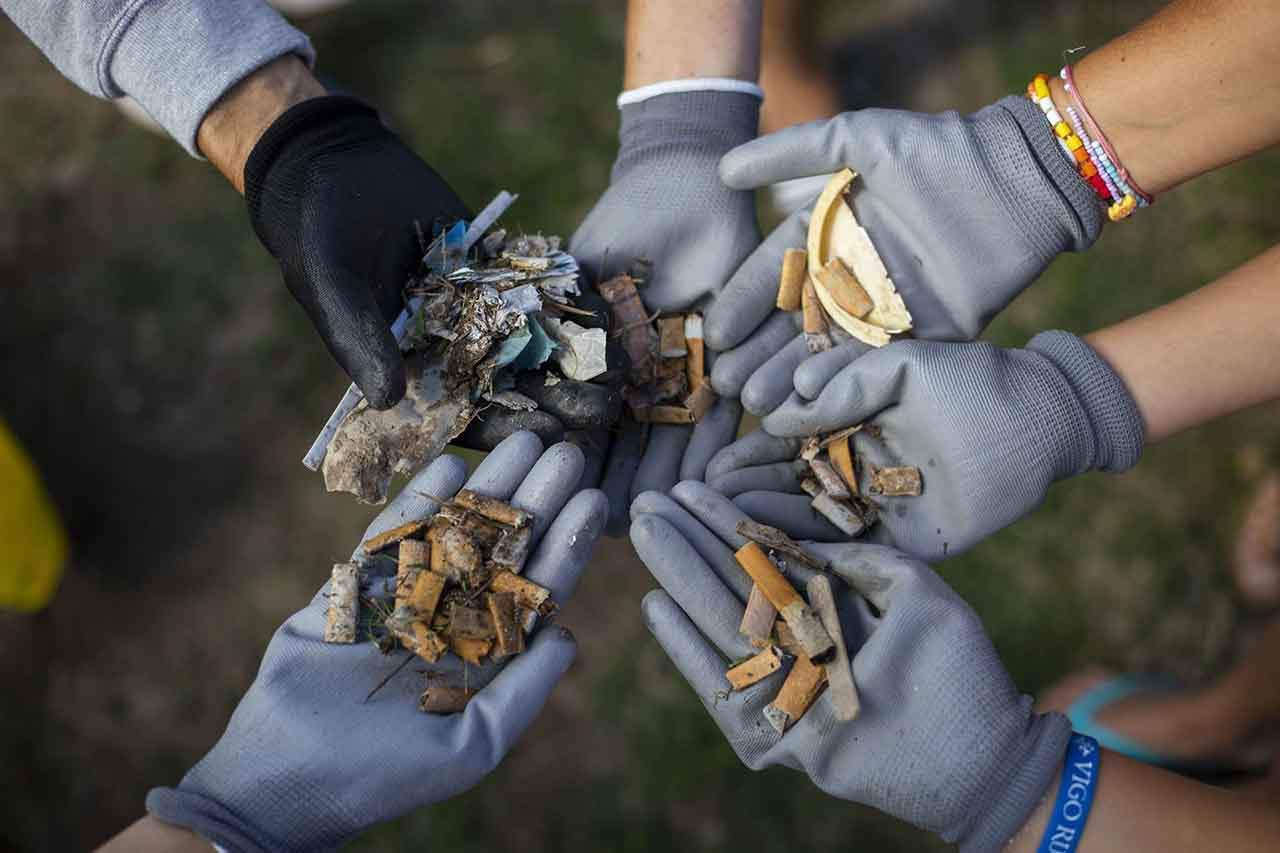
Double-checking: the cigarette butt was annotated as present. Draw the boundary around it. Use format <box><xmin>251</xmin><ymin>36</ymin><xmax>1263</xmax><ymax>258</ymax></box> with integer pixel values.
<box><xmin>808</xmin><ymin>458</ymin><xmax>850</xmax><ymax>500</ymax></box>
<box><xmin>806</xmin><ymin>575</ymin><xmax>860</xmax><ymax>721</ymax></box>
<box><xmin>805</xmin><ymin>332</ymin><xmax>832</xmax><ymax>353</ymax></box>
<box><xmin>432</xmin><ymin>525</ymin><xmax>482</xmax><ymax>581</ymax></box>
<box><xmin>323</xmin><ymin>563</ymin><xmax>359</xmax><ymax>644</ymax></box>
<box><xmin>396</xmin><ymin>539</ymin><xmax>430</xmax><ymax>609</ymax></box>
<box><xmin>726</xmin><ymin>646</ymin><xmax>785</xmax><ymax>690</ymax></box>
<box><xmin>407</xmin><ymin>567</ymin><xmax>446</xmax><ymax>622</ymax></box>
<box><xmin>685</xmin><ymin>315</ymin><xmax>705</xmax><ymax>392</ymax></box>
<box><xmin>765</xmin><ymin>655</ymin><xmax>827</xmax><ymax>732</ymax></box>
<box><xmin>870</xmin><ymin>466</ymin><xmax>923</xmax><ymax>496</ymax></box>
<box><xmin>828</xmin><ymin>437</ymin><xmax>858</xmax><ymax>496</ymax></box>
<box><xmin>419</xmin><ymin>686</ymin><xmax>476</xmax><ymax>714</ymax></box>
<box><xmin>811</xmin><ymin>493</ymin><xmax>866</xmax><ymax>537</ymax></box>
<box><xmin>772</xmin><ymin>619</ymin><xmax>805</xmax><ymax>658</ymax></box>
<box><xmin>802</xmin><ymin>278</ymin><xmax>828</xmax><ymax>336</ymax></box>
<box><xmin>362</xmin><ymin>518</ymin><xmax>430</xmax><ymax>554</ymax></box>
<box><xmin>448</xmin><ymin>601</ymin><xmax>495</xmax><ymax>640</ymax></box>
<box><xmin>490</xmin><ymin>570</ymin><xmax>555</xmax><ymax>615</ymax></box>
<box><xmin>400</xmin><ymin>621</ymin><xmax>447</xmax><ymax>663</ymax></box>
<box><xmin>659</xmin><ymin>316</ymin><xmax>688</xmax><ymax>358</ymax></box>
<box><xmin>452</xmin><ymin>489</ymin><xmax>532</xmax><ymax>529</ymax></box>
<box><xmin>815</xmin><ymin>257</ymin><xmax>873</xmax><ymax>318</ymax></box>
<box><xmin>490</xmin><ymin>525</ymin><xmax>533</xmax><ymax>573</ymax></box>
<box><xmin>776</xmin><ymin>248</ymin><xmax>808</xmax><ymax>311</ymax></box>
<box><xmin>734</xmin><ymin>543</ymin><xmax>833</xmax><ymax>661</ymax></box>
<box><xmin>740</xmin><ymin>584</ymin><xmax>778</xmax><ymax>648</ymax></box>
<box><xmin>449</xmin><ymin>635</ymin><xmax>493</xmax><ymax>666</ymax></box>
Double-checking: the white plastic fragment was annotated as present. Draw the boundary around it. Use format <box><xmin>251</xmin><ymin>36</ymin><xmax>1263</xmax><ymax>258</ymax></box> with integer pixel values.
<box><xmin>544</xmin><ymin>318</ymin><xmax>608</xmax><ymax>381</ymax></box>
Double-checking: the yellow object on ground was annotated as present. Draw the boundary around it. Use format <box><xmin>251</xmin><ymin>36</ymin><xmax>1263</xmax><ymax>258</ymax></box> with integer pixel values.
<box><xmin>0</xmin><ymin>419</ymin><xmax>67</xmax><ymax>610</ymax></box>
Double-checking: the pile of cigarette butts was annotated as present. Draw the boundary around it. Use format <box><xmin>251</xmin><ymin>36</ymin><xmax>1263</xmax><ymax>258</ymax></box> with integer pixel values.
<box><xmin>304</xmin><ymin>191</ymin><xmax>623</xmax><ymax>505</ymax></box>
<box><xmin>794</xmin><ymin>426</ymin><xmax>922</xmax><ymax>538</ymax></box>
<box><xmin>323</xmin><ymin>489</ymin><xmax>556</xmax><ymax>714</ymax></box>
<box><xmin>728</xmin><ymin>520</ymin><xmax>860</xmax><ymax>731</ymax></box>
<box><xmin>599</xmin><ymin>264</ymin><xmax>717</xmax><ymax>425</ymax></box>
<box><xmin>779</xmin><ymin>167</ymin><xmax>913</xmax><ymax>350</ymax></box>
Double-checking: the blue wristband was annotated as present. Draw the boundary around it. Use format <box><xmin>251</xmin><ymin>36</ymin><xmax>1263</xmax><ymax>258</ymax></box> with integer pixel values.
<box><xmin>1035</xmin><ymin>733</ymin><xmax>1101</xmax><ymax>853</ymax></box>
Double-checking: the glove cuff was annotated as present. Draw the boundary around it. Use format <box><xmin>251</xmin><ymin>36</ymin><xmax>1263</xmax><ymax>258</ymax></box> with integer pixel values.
<box><xmin>243</xmin><ymin>94</ymin><xmax>381</xmax><ymax>231</ymax></box>
<box><xmin>980</xmin><ymin>96</ymin><xmax>1105</xmax><ymax>258</ymax></box>
<box><xmin>147</xmin><ymin>786</ymin><xmax>284</xmax><ymax>853</ymax></box>
<box><xmin>1027</xmin><ymin>330</ymin><xmax>1145</xmax><ymax>474</ymax></box>
<box><xmin>617</xmin><ymin>77</ymin><xmax>764</xmax><ymax>107</ymax></box>
<box><xmin>959</xmin><ymin>711</ymin><xmax>1073</xmax><ymax>853</ymax></box>
<box><xmin>614</xmin><ymin>90</ymin><xmax>762</xmax><ymax>182</ymax></box>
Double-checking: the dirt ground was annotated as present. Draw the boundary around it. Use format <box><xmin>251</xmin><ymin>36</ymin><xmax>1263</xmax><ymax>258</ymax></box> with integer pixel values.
<box><xmin>1</xmin><ymin>1</ymin><xmax>1278</xmax><ymax>851</ymax></box>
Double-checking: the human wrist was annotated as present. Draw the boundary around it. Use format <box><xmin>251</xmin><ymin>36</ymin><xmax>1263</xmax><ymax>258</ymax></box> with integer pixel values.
<box><xmin>623</xmin><ymin>1</ymin><xmax>761</xmax><ymax>90</ymax></box>
<box><xmin>1025</xmin><ymin>330</ymin><xmax>1145</xmax><ymax>476</ymax></box>
<box><xmin>96</xmin><ymin>814</ymin><xmax>217</xmax><ymax>853</ymax></box>
<box><xmin>957</xmin><ymin>711</ymin><xmax>1073</xmax><ymax>853</ymax></box>
<box><xmin>197</xmin><ymin>55</ymin><xmax>326</xmax><ymax>195</ymax></box>
<box><xmin>990</xmin><ymin>96</ymin><xmax>1105</xmax><ymax>257</ymax></box>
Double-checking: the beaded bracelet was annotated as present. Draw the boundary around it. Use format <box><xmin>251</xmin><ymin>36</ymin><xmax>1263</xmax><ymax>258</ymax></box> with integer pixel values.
<box><xmin>1061</xmin><ymin>65</ymin><xmax>1153</xmax><ymax>205</ymax></box>
<box><xmin>1025</xmin><ymin>72</ymin><xmax>1149</xmax><ymax>221</ymax></box>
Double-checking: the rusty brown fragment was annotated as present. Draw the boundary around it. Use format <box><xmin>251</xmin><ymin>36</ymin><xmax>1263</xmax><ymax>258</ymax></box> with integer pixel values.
<box><xmin>641</xmin><ymin>405</ymin><xmax>695</xmax><ymax>425</ymax></box>
<box><xmin>452</xmin><ymin>489</ymin><xmax>532</xmax><ymax>529</ymax></box>
<box><xmin>448</xmin><ymin>601</ymin><xmax>494</xmax><ymax>640</ymax></box>
<box><xmin>487</xmin><ymin>591</ymin><xmax>524</xmax><ymax>657</ymax></box>
<box><xmin>776</xmin><ymin>248</ymin><xmax>808</xmax><ymax>312</ymax></box>
<box><xmin>740</xmin><ymin>584</ymin><xmax>778</xmax><ymax>648</ymax></box>
<box><xmin>599</xmin><ymin>273</ymin><xmax>658</xmax><ymax>382</ymax></box>
<box><xmin>685</xmin><ymin>383</ymin><xmax>717</xmax><ymax>422</ymax></box>
<box><xmin>870</xmin><ymin>466</ymin><xmax>923</xmax><ymax>497</ymax></box>
<box><xmin>654</xmin><ymin>356</ymin><xmax>689</xmax><ymax>401</ymax></box>
<box><xmin>815</xmin><ymin>257</ymin><xmax>874</xmax><ymax>319</ymax></box>
<box><xmin>735</xmin><ymin>519</ymin><xmax>829</xmax><ymax>570</ymax></box>
<box><xmin>362</xmin><ymin>518</ymin><xmax>430</xmax><ymax>554</ymax></box>
<box><xmin>828</xmin><ymin>437</ymin><xmax>858</xmax><ymax>496</ymax></box>
<box><xmin>726</xmin><ymin>646</ymin><xmax>785</xmax><ymax>690</ymax></box>
<box><xmin>734</xmin><ymin>543</ymin><xmax>833</xmax><ymax>662</ymax></box>
<box><xmin>658</xmin><ymin>316</ymin><xmax>688</xmax><ymax>358</ymax></box>
<box><xmin>419</xmin><ymin>686</ymin><xmax>477</xmax><ymax>714</ymax></box>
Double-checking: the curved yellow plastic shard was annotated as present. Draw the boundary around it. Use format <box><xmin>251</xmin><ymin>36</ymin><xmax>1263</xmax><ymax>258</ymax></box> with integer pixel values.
<box><xmin>0</xmin><ymin>419</ymin><xmax>68</xmax><ymax>611</ymax></box>
<box><xmin>806</xmin><ymin>168</ymin><xmax>913</xmax><ymax>346</ymax></box>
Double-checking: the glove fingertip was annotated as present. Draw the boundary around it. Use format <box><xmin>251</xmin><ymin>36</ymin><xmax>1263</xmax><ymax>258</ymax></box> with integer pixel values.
<box><xmin>353</xmin><ymin>343</ymin><xmax>408</xmax><ymax>410</ymax></box>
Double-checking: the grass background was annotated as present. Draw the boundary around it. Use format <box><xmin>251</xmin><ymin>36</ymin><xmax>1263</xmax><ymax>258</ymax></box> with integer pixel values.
<box><xmin>0</xmin><ymin>1</ymin><xmax>1276</xmax><ymax>850</ymax></box>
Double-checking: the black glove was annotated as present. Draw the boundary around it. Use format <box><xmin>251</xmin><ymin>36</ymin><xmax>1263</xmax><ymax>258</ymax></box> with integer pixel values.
<box><xmin>245</xmin><ymin>96</ymin><xmax>470</xmax><ymax>409</ymax></box>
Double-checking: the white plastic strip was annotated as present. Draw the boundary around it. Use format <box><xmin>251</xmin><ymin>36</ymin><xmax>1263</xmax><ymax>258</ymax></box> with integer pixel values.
<box><xmin>616</xmin><ymin>77</ymin><xmax>764</xmax><ymax>108</ymax></box>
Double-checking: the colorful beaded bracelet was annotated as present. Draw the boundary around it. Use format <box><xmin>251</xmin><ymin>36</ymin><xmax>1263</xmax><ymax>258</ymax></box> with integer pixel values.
<box><xmin>1061</xmin><ymin>65</ymin><xmax>1153</xmax><ymax>205</ymax></box>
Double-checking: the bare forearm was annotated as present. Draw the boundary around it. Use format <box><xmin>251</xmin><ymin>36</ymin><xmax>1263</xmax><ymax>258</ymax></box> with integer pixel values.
<box><xmin>1047</xmin><ymin>0</ymin><xmax>1280</xmax><ymax>195</ymax></box>
<box><xmin>1086</xmin><ymin>243</ymin><xmax>1280</xmax><ymax>443</ymax></box>
<box><xmin>1010</xmin><ymin>752</ymin><xmax>1280</xmax><ymax>852</ymax></box>
<box><xmin>196</xmin><ymin>55</ymin><xmax>326</xmax><ymax>194</ymax></box>
<box><xmin>624</xmin><ymin>0</ymin><xmax>762</xmax><ymax>88</ymax></box>
<box><xmin>97</xmin><ymin>816</ymin><xmax>213</xmax><ymax>853</ymax></box>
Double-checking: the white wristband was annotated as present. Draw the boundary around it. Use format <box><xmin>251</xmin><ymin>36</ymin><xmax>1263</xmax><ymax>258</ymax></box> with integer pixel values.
<box><xmin>617</xmin><ymin>77</ymin><xmax>764</xmax><ymax>108</ymax></box>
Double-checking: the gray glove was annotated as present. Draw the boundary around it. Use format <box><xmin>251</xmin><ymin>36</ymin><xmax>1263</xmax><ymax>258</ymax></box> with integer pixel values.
<box><xmin>147</xmin><ymin>432</ymin><xmax>608</xmax><ymax>852</ymax></box>
<box><xmin>571</xmin><ymin>89</ymin><xmax>758</xmax><ymax>532</ymax></box>
<box><xmin>705</xmin><ymin>96</ymin><xmax>1105</xmax><ymax>416</ymax></box>
<box><xmin>631</xmin><ymin>480</ymin><xmax>1072</xmax><ymax>852</ymax></box>
<box><xmin>708</xmin><ymin>331</ymin><xmax>1143</xmax><ymax>560</ymax></box>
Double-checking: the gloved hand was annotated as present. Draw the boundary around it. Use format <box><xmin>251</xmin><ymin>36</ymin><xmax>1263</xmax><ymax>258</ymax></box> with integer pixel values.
<box><xmin>571</xmin><ymin>87</ymin><xmax>758</xmax><ymax>532</ymax></box>
<box><xmin>707</xmin><ymin>331</ymin><xmax>1144</xmax><ymax>560</ymax></box>
<box><xmin>246</xmin><ymin>95</ymin><xmax>470</xmax><ymax>409</ymax></box>
<box><xmin>705</xmin><ymin>96</ymin><xmax>1105</xmax><ymax>416</ymax></box>
<box><xmin>147</xmin><ymin>432</ymin><xmax>608</xmax><ymax>852</ymax></box>
<box><xmin>630</xmin><ymin>481</ymin><xmax>1072</xmax><ymax>852</ymax></box>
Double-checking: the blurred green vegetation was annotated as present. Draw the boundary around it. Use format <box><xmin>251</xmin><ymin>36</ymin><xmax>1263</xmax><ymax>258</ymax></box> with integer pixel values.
<box><xmin>1</xmin><ymin>1</ymin><xmax>1276</xmax><ymax>851</ymax></box>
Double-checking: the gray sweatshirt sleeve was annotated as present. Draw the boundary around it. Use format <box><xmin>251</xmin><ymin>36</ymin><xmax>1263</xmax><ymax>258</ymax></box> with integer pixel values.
<box><xmin>1</xmin><ymin>0</ymin><xmax>315</xmax><ymax>157</ymax></box>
